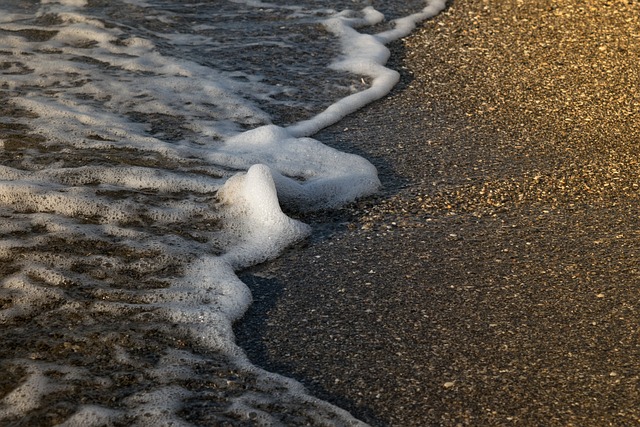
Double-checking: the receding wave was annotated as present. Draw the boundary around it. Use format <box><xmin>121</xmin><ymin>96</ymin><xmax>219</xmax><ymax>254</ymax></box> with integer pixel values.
<box><xmin>0</xmin><ymin>0</ymin><xmax>445</xmax><ymax>425</ymax></box>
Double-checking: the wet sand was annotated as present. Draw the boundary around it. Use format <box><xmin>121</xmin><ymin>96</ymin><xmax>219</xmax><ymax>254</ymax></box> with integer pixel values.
<box><xmin>235</xmin><ymin>1</ymin><xmax>640</xmax><ymax>425</ymax></box>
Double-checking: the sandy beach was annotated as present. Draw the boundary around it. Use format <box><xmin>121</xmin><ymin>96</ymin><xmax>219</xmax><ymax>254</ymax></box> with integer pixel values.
<box><xmin>235</xmin><ymin>1</ymin><xmax>640</xmax><ymax>425</ymax></box>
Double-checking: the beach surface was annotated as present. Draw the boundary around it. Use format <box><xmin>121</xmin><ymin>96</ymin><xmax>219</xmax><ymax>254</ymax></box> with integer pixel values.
<box><xmin>235</xmin><ymin>1</ymin><xmax>640</xmax><ymax>425</ymax></box>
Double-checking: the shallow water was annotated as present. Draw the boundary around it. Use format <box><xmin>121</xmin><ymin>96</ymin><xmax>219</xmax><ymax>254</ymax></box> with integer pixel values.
<box><xmin>0</xmin><ymin>0</ymin><xmax>445</xmax><ymax>425</ymax></box>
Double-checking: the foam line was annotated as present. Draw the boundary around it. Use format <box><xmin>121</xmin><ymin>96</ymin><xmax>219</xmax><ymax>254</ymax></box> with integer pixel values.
<box><xmin>286</xmin><ymin>0</ymin><xmax>448</xmax><ymax>137</ymax></box>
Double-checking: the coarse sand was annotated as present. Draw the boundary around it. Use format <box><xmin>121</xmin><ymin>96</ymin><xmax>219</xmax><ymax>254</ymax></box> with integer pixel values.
<box><xmin>235</xmin><ymin>1</ymin><xmax>640</xmax><ymax>425</ymax></box>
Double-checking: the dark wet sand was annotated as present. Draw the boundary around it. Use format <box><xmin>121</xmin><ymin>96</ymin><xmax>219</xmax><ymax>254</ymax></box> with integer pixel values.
<box><xmin>235</xmin><ymin>1</ymin><xmax>640</xmax><ymax>425</ymax></box>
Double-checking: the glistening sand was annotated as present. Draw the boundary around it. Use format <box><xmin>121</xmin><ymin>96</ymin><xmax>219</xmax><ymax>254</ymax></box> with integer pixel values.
<box><xmin>235</xmin><ymin>1</ymin><xmax>640</xmax><ymax>426</ymax></box>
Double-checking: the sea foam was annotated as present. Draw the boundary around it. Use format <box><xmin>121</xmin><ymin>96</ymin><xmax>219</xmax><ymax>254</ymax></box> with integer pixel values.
<box><xmin>0</xmin><ymin>0</ymin><xmax>446</xmax><ymax>424</ymax></box>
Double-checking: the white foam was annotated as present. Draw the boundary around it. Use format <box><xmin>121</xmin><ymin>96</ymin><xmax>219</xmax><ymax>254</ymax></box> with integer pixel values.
<box><xmin>0</xmin><ymin>0</ymin><xmax>447</xmax><ymax>424</ymax></box>
<box><xmin>120</xmin><ymin>0</ymin><xmax>151</xmax><ymax>7</ymax></box>
<box><xmin>0</xmin><ymin>13</ymin><xmax>31</xmax><ymax>24</ymax></box>
<box><xmin>0</xmin><ymin>366</ymin><xmax>55</xmax><ymax>418</ymax></box>
<box><xmin>57</xmin><ymin>406</ymin><xmax>123</xmax><ymax>427</ymax></box>
<box><xmin>0</xmin><ymin>180</ymin><xmax>131</xmax><ymax>223</ymax></box>
<box><xmin>124</xmin><ymin>386</ymin><xmax>194</xmax><ymax>427</ymax></box>
<box><xmin>0</xmin><ymin>273</ymin><xmax>65</xmax><ymax>323</ymax></box>
<box><xmin>213</xmin><ymin>125</ymin><xmax>380</xmax><ymax>210</ymax></box>
<box><xmin>287</xmin><ymin>0</ymin><xmax>447</xmax><ymax>137</ymax></box>
<box><xmin>377</xmin><ymin>0</ymin><xmax>449</xmax><ymax>43</ymax></box>
<box><xmin>286</xmin><ymin>6</ymin><xmax>396</xmax><ymax>137</ymax></box>
<box><xmin>0</xmin><ymin>362</ymin><xmax>78</xmax><ymax>418</ymax></box>
<box><xmin>0</xmin><ymin>165</ymin><xmax>221</xmax><ymax>194</ymax></box>
<box><xmin>148</xmin><ymin>350</ymin><xmax>199</xmax><ymax>383</ymax></box>
<box><xmin>218</xmin><ymin>163</ymin><xmax>312</xmax><ymax>265</ymax></box>
<box><xmin>41</xmin><ymin>0</ymin><xmax>88</xmax><ymax>6</ymax></box>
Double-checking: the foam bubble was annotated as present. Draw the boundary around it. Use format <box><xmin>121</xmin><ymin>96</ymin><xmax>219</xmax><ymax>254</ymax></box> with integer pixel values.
<box><xmin>214</xmin><ymin>125</ymin><xmax>380</xmax><ymax>210</ymax></box>
<box><xmin>218</xmin><ymin>164</ymin><xmax>311</xmax><ymax>266</ymax></box>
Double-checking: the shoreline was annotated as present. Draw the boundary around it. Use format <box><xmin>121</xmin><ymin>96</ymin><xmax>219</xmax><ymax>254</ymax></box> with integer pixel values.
<box><xmin>235</xmin><ymin>1</ymin><xmax>640</xmax><ymax>425</ymax></box>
